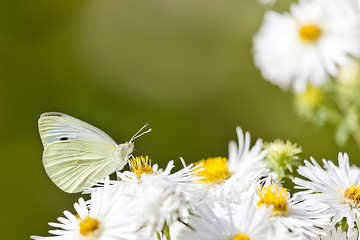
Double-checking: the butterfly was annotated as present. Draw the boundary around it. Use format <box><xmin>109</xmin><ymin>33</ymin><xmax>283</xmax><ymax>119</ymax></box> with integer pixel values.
<box><xmin>38</xmin><ymin>112</ymin><xmax>151</xmax><ymax>193</ymax></box>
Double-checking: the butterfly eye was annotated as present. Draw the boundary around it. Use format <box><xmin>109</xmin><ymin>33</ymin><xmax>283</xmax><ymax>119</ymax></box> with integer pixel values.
<box><xmin>60</xmin><ymin>137</ymin><xmax>68</xmax><ymax>141</ymax></box>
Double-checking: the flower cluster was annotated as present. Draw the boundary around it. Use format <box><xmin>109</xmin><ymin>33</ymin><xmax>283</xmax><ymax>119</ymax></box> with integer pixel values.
<box><xmin>32</xmin><ymin>126</ymin><xmax>360</xmax><ymax>239</ymax></box>
<box><xmin>31</xmin><ymin>1</ymin><xmax>360</xmax><ymax>238</ymax></box>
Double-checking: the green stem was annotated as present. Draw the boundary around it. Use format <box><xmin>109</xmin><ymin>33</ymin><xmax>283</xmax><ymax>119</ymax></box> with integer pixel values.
<box><xmin>156</xmin><ymin>232</ymin><xmax>162</xmax><ymax>240</ymax></box>
<box><xmin>163</xmin><ymin>223</ymin><xmax>171</xmax><ymax>240</ymax></box>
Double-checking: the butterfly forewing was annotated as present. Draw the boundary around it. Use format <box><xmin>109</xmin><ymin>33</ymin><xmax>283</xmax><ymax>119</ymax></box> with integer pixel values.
<box><xmin>39</xmin><ymin>112</ymin><xmax>118</xmax><ymax>148</ymax></box>
<box><xmin>43</xmin><ymin>140</ymin><xmax>123</xmax><ymax>193</ymax></box>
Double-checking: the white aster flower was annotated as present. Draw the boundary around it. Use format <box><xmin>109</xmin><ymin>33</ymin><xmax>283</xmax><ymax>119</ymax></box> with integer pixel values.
<box><xmin>31</xmin><ymin>184</ymin><xmax>140</xmax><ymax>240</ymax></box>
<box><xmin>132</xmin><ymin>174</ymin><xmax>190</xmax><ymax>237</ymax></box>
<box><xmin>294</xmin><ymin>153</ymin><xmax>360</xmax><ymax>233</ymax></box>
<box><xmin>118</xmin><ymin>156</ymin><xmax>203</xmax><ymax>197</ymax></box>
<box><xmin>193</xmin><ymin>127</ymin><xmax>266</xmax><ymax>186</ymax></box>
<box><xmin>253</xmin><ymin>0</ymin><xmax>360</xmax><ymax>92</ymax></box>
<box><xmin>179</xmin><ymin>197</ymin><xmax>273</xmax><ymax>240</ymax></box>
<box><xmin>192</xmin><ymin>127</ymin><xmax>267</xmax><ymax>203</ymax></box>
<box><xmin>256</xmin><ymin>184</ymin><xmax>330</xmax><ymax>239</ymax></box>
<box><xmin>311</xmin><ymin>226</ymin><xmax>358</xmax><ymax>240</ymax></box>
<box><xmin>228</xmin><ymin>127</ymin><xmax>267</xmax><ymax>174</ymax></box>
<box><xmin>86</xmin><ymin>156</ymin><xmax>204</xmax><ymax>204</ymax></box>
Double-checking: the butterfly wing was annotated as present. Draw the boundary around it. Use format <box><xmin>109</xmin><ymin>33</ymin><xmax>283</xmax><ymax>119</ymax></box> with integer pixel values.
<box><xmin>43</xmin><ymin>140</ymin><xmax>125</xmax><ymax>193</ymax></box>
<box><xmin>38</xmin><ymin>112</ymin><xmax>118</xmax><ymax>148</ymax></box>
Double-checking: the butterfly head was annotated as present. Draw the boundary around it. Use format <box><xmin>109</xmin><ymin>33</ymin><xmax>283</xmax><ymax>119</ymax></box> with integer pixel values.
<box><xmin>120</xmin><ymin>123</ymin><xmax>151</xmax><ymax>158</ymax></box>
<box><xmin>122</xmin><ymin>141</ymin><xmax>135</xmax><ymax>156</ymax></box>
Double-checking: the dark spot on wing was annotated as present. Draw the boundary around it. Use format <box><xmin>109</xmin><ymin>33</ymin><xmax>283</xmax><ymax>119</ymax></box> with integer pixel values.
<box><xmin>60</xmin><ymin>137</ymin><xmax>68</xmax><ymax>141</ymax></box>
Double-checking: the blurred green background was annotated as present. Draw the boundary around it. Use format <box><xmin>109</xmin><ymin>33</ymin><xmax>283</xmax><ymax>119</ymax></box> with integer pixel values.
<box><xmin>2</xmin><ymin>0</ymin><xmax>359</xmax><ymax>238</ymax></box>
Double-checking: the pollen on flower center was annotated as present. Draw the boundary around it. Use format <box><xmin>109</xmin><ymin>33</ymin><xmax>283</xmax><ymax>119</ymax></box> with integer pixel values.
<box><xmin>79</xmin><ymin>216</ymin><xmax>101</xmax><ymax>236</ymax></box>
<box><xmin>257</xmin><ymin>184</ymin><xmax>289</xmax><ymax>217</ymax></box>
<box><xmin>299</xmin><ymin>24</ymin><xmax>321</xmax><ymax>42</ymax></box>
<box><xmin>232</xmin><ymin>233</ymin><xmax>250</xmax><ymax>240</ymax></box>
<box><xmin>344</xmin><ymin>185</ymin><xmax>360</xmax><ymax>208</ymax></box>
<box><xmin>130</xmin><ymin>155</ymin><xmax>155</xmax><ymax>179</ymax></box>
<box><xmin>193</xmin><ymin>157</ymin><xmax>232</xmax><ymax>185</ymax></box>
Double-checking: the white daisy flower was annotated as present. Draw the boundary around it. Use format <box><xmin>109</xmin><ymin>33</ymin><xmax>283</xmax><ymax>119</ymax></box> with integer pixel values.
<box><xmin>118</xmin><ymin>156</ymin><xmax>203</xmax><ymax>197</ymax></box>
<box><xmin>228</xmin><ymin>127</ymin><xmax>267</xmax><ymax>175</ymax></box>
<box><xmin>179</xmin><ymin>197</ymin><xmax>274</xmax><ymax>240</ymax></box>
<box><xmin>193</xmin><ymin>127</ymin><xmax>266</xmax><ymax>186</ymax></box>
<box><xmin>253</xmin><ymin>0</ymin><xmax>360</xmax><ymax>92</ymax></box>
<box><xmin>87</xmin><ymin>156</ymin><xmax>204</xmax><ymax>204</ymax></box>
<box><xmin>294</xmin><ymin>153</ymin><xmax>360</xmax><ymax>233</ymax></box>
<box><xmin>311</xmin><ymin>226</ymin><xmax>358</xmax><ymax>240</ymax></box>
<box><xmin>31</xmin><ymin>183</ymin><xmax>141</xmax><ymax>240</ymax></box>
<box><xmin>131</xmin><ymin>174</ymin><xmax>190</xmax><ymax>237</ymax></box>
<box><xmin>256</xmin><ymin>184</ymin><xmax>331</xmax><ymax>239</ymax></box>
<box><xmin>191</xmin><ymin>127</ymin><xmax>267</xmax><ymax>204</ymax></box>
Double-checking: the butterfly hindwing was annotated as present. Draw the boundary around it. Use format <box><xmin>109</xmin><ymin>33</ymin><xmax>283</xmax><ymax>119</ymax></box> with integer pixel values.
<box><xmin>43</xmin><ymin>140</ymin><xmax>121</xmax><ymax>193</ymax></box>
<box><xmin>38</xmin><ymin>112</ymin><xmax>118</xmax><ymax>148</ymax></box>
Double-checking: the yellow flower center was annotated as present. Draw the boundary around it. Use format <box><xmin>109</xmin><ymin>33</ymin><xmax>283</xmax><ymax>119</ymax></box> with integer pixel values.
<box><xmin>79</xmin><ymin>216</ymin><xmax>101</xmax><ymax>236</ymax></box>
<box><xmin>193</xmin><ymin>157</ymin><xmax>232</xmax><ymax>185</ymax></box>
<box><xmin>130</xmin><ymin>155</ymin><xmax>155</xmax><ymax>179</ymax></box>
<box><xmin>257</xmin><ymin>185</ymin><xmax>289</xmax><ymax>217</ymax></box>
<box><xmin>232</xmin><ymin>233</ymin><xmax>250</xmax><ymax>240</ymax></box>
<box><xmin>299</xmin><ymin>24</ymin><xmax>321</xmax><ymax>42</ymax></box>
<box><xmin>344</xmin><ymin>185</ymin><xmax>360</xmax><ymax>208</ymax></box>
<box><xmin>296</xmin><ymin>85</ymin><xmax>323</xmax><ymax>109</ymax></box>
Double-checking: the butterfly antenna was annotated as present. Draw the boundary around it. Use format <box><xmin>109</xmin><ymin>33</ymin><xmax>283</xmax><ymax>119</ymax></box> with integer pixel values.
<box><xmin>131</xmin><ymin>128</ymin><xmax>152</xmax><ymax>142</ymax></box>
<box><xmin>131</xmin><ymin>122</ymin><xmax>148</xmax><ymax>140</ymax></box>
<box><xmin>130</xmin><ymin>123</ymin><xmax>152</xmax><ymax>142</ymax></box>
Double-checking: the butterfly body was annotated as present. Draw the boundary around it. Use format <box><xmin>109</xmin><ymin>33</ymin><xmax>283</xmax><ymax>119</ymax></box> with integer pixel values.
<box><xmin>38</xmin><ymin>112</ymin><xmax>138</xmax><ymax>193</ymax></box>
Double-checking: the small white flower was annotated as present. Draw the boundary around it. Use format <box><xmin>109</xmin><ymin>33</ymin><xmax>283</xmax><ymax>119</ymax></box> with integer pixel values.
<box><xmin>192</xmin><ymin>127</ymin><xmax>267</xmax><ymax>204</ymax></box>
<box><xmin>193</xmin><ymin>127</ymin><xmax>266</xmax><ymax>186</ymax></box>
<box><xmin>294</xmin><ymin>153</ymin><xmax>360</xmax><ymax>233</ymax></box>
<box><xmin>256</xmin><ymin>184</ymin><xmax>330</xmax><ymax>239</ymax></box>
<box><xmin>31</xmin><ymin>183</ymin><xmax>141</xmax><ymax>240</ymax></box>
<box><xmin>132</xmin><ymin>175</ymin><xmax>190</xmax><ymax>237</ymax></box>
<box><xmin>253</xmin><ymin>0</ymin><xmax>360</xmax><ymax>92</ymax></box>
<box><xmin>228</xmin><ymin>127</ymin><xmax>267</xmax><ymax>175</ymax></box>
<box><xmin>87</xmin><ymin>156</ymin><xmax>204</xmax><ymax>204</ymax></box>
<box><xmin>116</xmin><ymin>156</ymin><xmax>204</xmax><ymax>202</ymax></box>
<box><xmin>179</xmin><ymin>197</ymin><xmax>274</xmax><ymax>240</ymax></box>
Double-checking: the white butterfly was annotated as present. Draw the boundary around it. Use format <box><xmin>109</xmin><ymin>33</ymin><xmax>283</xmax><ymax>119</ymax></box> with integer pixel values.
<box><xmin>38</xmin><ymin>112</ymin><xmax>151</xmax><ymax>193</ymax></box>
